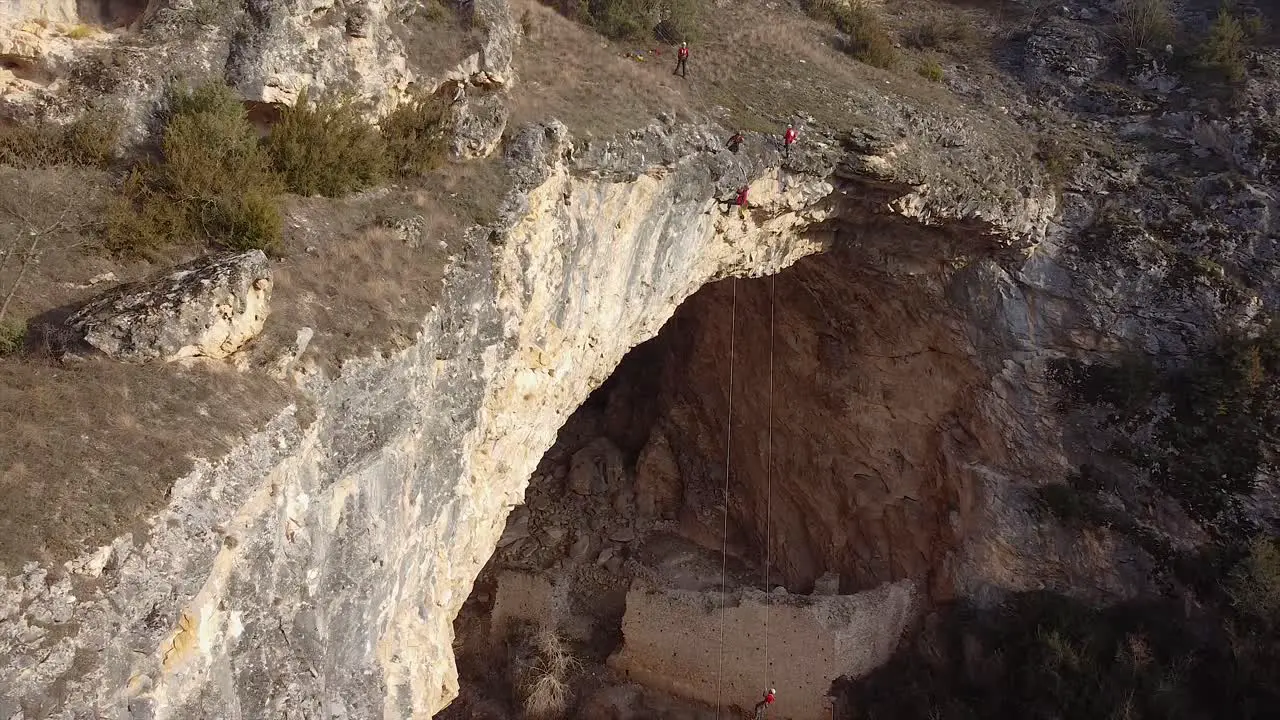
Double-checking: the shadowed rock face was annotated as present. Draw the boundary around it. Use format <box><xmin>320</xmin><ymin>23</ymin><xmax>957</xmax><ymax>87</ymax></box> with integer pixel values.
<box><xmin>647</xmin><ymin>245</ymin><xmax>993</xmax><ymax>598</ymax></box>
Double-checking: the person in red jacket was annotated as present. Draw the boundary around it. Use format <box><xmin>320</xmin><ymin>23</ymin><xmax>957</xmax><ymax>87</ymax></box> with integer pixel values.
<box><xmin>716</xmin><ymin>184</ymin><xmax>749</xmax><ymax>215</ymax></box>
<box><xmin>753</xmin><ymin>688</ymin><xmax>776</xmax><ymax>719</ymax></box>
<box><xmin>783</xmin><ymin>124</ymin><xmax>797</xmax><ymax>158</ymax></box>
<box><xmin>675</xmin><ymin>41</ymin><xmax>690</xmax><ymax>78</ymax></box>
<box><xmin>727</xmin><ymin>130</ymin><xmax>745</xmax><ymax>153</ymax></box>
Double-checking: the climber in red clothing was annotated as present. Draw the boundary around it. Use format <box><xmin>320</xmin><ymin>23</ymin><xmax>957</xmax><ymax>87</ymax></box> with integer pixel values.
<box><xmin>716</xmin><ymin>184</ymin><xmax>749</xmax><ymax>215</ymax></box>
<box><xmin>675</xmin><ymin>41</ymin><xmax>690</xmax><ymax>78</ymax></box>
<box><xmin>783</xmin><ymin>124</ymin><xmax>797</xmax><ymax>158</ymax></box>
<box><xmin>753</xmin><ymin>688</ymin><xmax>776</xmax><ymax>720</ymax></box>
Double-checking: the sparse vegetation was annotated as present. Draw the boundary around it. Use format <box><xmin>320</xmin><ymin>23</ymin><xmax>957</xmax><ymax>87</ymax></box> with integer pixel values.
<box><xmin>0</xmin><ymin>112</ymin><xmax>120</xmax><ymax>170</ymax></box>
<box><xmin>1114</xmin><ymin>0</ymin><xmax>1175</xmax><ymax>51</ymax></box>
<box><xmin>0</xmin><ymin>321</ymin><xmax>24</xmax><ymax>356</ymax></box>
<box><xmin>1230</xmin><ymin>536</ymin><xmax>1280</xmax><ymax>626</ymax></box>
<box><xmin>904</xmin><ymin>14</ymin><xmax>977</xmax><ymax>53</ymax></box>
<box><xmin>805</xmin><ymin>0</ymin><xmax>896</xmax><ymax>68</ymax></box>
<box><xmin>1049</xmin><ymin>325</ymin><xmax>1280</xmax><ymax>526</ymax></box>
<box><xmin>508</xmin><ymin>623</ymin><xmax>578</xmax><ymax>720</ymax></box>
<box><xmin>917</xmin><ymin>58</ymin><xmax>944</xmax><ymax>82</ymax></box>
<box><xmin>1198</xmin><ymin>7</ymin><xmax>1249</xmax><ymax>82</ymax></box>
<box><xmin>265</xmin><ymin>89</ymin><xmax>389</xmax><ymax>197</ymax></box>
<box><xmin>105</xmin><ymin>81</ymin><xmax>283</xmax><ymax>256</ymax></box>
<box><xmin>381</xmin><ymin>90</ymin><xmax>454</xmax><ymax>176</ymax></box>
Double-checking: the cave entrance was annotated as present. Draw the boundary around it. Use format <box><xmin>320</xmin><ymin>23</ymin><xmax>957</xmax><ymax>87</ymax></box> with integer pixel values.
<box><xmin>445</xmin><ymin>242</ymin><xmax>994</xmax><ymax>719</ymax></box>
<box><xmin>76</xmin><ymin>0</ymin><xmax>151</xmax><ymax>29</ymax></box>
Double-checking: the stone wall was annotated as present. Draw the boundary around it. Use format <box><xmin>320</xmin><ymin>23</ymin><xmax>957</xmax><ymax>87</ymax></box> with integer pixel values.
<box><xmin>609</xmin><ymin>582</ymin><xmax>918</xmax><ymax>720</ymax></box>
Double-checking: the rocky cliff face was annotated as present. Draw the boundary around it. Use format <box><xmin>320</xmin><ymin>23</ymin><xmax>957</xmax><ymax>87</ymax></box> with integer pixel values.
<box><xmin>3</xmin><ymin>0</ymin><xmax>1278</xmax><ymax>717</ymax></box>
<box><xmin>0</xmin><ymin>89</ymin><xmax>1055</xmax><ymax>719</ymax></box>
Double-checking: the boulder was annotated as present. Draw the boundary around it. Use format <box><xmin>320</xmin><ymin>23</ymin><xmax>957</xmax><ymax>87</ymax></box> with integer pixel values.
<box><xmin>450</xmin><ymin>90</ymin><xmax>510</xmax><ymax>160</ymax></box>
<box><xmin>567</xmin><ymin>437</ymin><xmax>626</xmax><ymax>496</ymax></box>
<box><xmin>67</xmin><ymin>250</ymin><xmax>272</xmax><ymax>363</ymax></box>
<box><xmin>634</xmin><ymin>429</ymin><xmax>683</xmax><ymax>518</ymax></box>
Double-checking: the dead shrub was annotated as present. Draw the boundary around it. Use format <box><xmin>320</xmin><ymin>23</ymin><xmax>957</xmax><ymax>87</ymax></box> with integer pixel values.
<box><xmin>381</xmin><ymin>91</ymin><xmax>454</xmax><ymax>176</ymax></box>
<box><xmin>904</xmin><ymin>14</ymin><xmax>977</xmax><ymax>52</ymax></box>
<box><xmin>508</xmin><ymin>623</ymin><xmax>578</xmax><ymax>720</ymax></box>
<box><xmin>0</xmin><ymin>111</ymin><xmax>120</xmax><ymax>169</ymax></box>
<box><xmin>1114</xmin><ymin>0</ymin><xmax>1175</xmax><ymax>50</ymax></box>
<box><xmin>265</xmin><ymin>88</ymin><xmax>389</xmax><ymax>197</ymax></box>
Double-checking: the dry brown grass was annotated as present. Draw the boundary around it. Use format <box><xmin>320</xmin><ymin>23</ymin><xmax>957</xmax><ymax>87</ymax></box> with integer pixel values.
<box><xmin>250</xmin><ymin>157</ymin><xmax>507</xmax><ymax>374</ymax></box>
<box><xmin>0</xmin><ymin>358</ymin><xmax>291</xmax><ymax>573</ymax></box>
<box><xmin>510</xmin><ymin>0</ymin><xmax>973</xmax><ymax>139</ymax></box>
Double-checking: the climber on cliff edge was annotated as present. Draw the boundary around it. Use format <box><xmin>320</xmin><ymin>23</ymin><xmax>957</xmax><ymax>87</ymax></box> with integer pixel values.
<box><xmin>753</xmin><ymin>688</ymin><xmax>776</xmax><ymax>719</ymax></box>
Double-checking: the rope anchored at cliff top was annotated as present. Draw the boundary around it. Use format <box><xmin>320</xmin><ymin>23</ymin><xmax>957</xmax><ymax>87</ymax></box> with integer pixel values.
<box><xmin>715</xmin><ymin>274</ymin><xmax>779</xmax><ymax>720</ymax></box>
<box><xmin>716</xmin><ymin>277</ymin><xmax>737</xmax><ymax>720</ymax></box>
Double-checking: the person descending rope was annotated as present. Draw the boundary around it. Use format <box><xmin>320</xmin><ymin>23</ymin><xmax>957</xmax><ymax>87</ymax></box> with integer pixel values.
<box><xmin>753</xmin><ymin>688</ymin><xmax>777</xmax><ymax>720</ymax></box>
<box><xmin>783</xmin><ymin>124</ymin><xmax>798</xmax><ymax>158</ymax></box>
<box><xmin>675</xmin><ymin>41</ymin><xmax>690</xmax><ymax>78</ymax></box>
<box><xmin>727</xmin><ymin>130</ymin><xmax>745</xmax><ymax>153</ymax></box>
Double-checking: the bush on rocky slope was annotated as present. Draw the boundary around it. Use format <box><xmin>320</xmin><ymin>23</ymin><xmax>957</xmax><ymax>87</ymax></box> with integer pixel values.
<box><xmin>805</xmin><ymin>0</ymin><xmax>897</xmax><ymax>68</ymax></box>
<box><xmin>1114</xmin><ymin>0</ymin><xmax>1176</xmax><ymax>51</ymax></box>
<box><xmin>104</xmin><ymin>81</ymin><xmax>283</xmax><ymax>256</ymax></box>
<box><xmin>264</xmin><ymin>89</ymin><xmax>390</xmax><ymax>197</ymax></box>
<box><xmin>1199</xmin><ymin>6</ymin><xmax>1251</xmax><ymax>83</ymax></box>
<box><xmin>381</xmin><ymin>89</ymin><xmax>454</xmax><ymax>176</ymax></box>
<box><xmin>0</xmin><ymin>112</ymin><xmax>120</xmax><ymax>170</ymax></box>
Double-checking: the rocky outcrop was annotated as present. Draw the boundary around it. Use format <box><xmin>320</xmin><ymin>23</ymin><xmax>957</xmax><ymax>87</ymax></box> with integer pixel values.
<box><xmin>67</xmin><ymin>250</ymin><xmax>272</xmax><ymax>363</ymax></box>
<box><xmin>0</xmin><ymin>97</ymin><xmax>1049</xmax><ymax>719</ymax></box>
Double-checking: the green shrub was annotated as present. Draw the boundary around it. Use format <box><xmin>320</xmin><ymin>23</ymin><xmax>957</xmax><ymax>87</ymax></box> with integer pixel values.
<box><xmin>0</xmin><ymin>321</ymin><xmax>24</xmax><ymax>357</ymax></box>
<box><xmin>917</xmin><ymin>59</ymin><xmax>944</xmax><ymax>82</ymax></box>
<box><xmin>265</xmin><ymin>88</ymin><xmax>388</xmax><ymax>197</ymax></box>
<box><xmin>381</xmin><ymin>91</ymin><xmax>454</xmax><ymax>177</ymax></box>
<box><xmin>0</xmin><ymin>111</ymin><xmax>120</xmax><ymax>169</ymax></box>
<box><xmin>1199</xmin><ymin>7</ymin><xmax>1249</xmax><ymax>82</ymax></box>
<box><xmin>102</xmin><ymin>168</ymin><xmax>188</xmax><ymax>257</ymax></box>
<box><xmin>1115</xmin><ymin>0</ymin><xmax>1175</xmax><ymax>50</ymax></box>
<box><xmin>105</xmin><ymin>81</ymin><xmax>283</xmax><ymax>255</ymax></box>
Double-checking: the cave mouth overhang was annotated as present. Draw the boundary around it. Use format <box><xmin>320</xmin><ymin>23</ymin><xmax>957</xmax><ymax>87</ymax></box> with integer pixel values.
<box><xmin>500</xmin><ymin>200</ymin><xmax>1021</xmax><ymax>609</ymax></box>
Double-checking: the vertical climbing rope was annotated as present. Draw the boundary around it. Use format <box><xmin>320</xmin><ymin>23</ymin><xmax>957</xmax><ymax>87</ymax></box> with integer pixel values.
<box><xmin>763</xmin><ymin>272</ymin><xmax>776</xmax><ymax>705</ymax></box>
<box><xmin>716</xmin><ymin>277</ymin><xmax>739</xmax><ymax>720</ymax></box>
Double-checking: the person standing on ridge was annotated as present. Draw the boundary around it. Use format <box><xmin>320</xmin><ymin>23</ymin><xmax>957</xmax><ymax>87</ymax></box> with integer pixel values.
<box><xmin>783</xmin><ymin>124</ymin><xmax>797</xmax><ymax>158</ymax></box>
<box><xmin>727</xmin><ymin>130</ymin><xmax>745</xmax><ymax>153</ymax></box>
<box><xmin>753</xmin><ymin>688</ymin><xmax>776</xmax><ymax>720</ymax></box>
<box><xmin>675</xmin><ymin>41</ymin><xmax>690</xmax><ymax>78</ymax></box>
